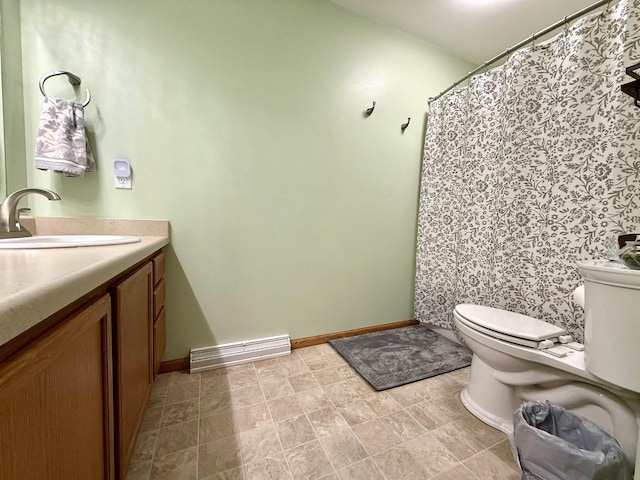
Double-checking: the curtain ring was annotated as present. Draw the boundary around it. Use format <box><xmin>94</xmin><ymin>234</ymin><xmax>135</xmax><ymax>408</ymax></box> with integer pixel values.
<box><xmin>564</xmin><ymin>16</ymin><xmax>569</xmax><ymax>34</ymax></box>
<box><xmin>531</xmin><ymin>34</ymin><xmax>536</xmax><ymax>50</ymax></box>
<box><xmin>602</xmin><ymin>0</ymin><xmax>612</xmax><ymax>15</ymax></box>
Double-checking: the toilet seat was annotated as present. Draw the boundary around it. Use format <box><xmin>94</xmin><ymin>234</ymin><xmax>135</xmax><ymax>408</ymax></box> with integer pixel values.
<box><xmin>454</xmin><ymin>304</ymin><xmax>567</xmax><ymax>348</ymax></box>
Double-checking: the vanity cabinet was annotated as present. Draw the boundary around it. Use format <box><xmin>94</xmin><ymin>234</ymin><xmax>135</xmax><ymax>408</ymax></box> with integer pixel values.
<box><xmin>0</xmin><ymin>246</ymin><xmax>167</xmax><ymax>480</ymax></box>
<box><xmin>152</xmin><ymin>251</ymin><xmax>166</xmax><ymax>379</ymax></box>
<box><xmin>112</xmin><ymin>262</ymin><xmax>154</xmax><ymax>479</ymax></box>
<box><xmin>0</xmin><ymin>294</ymin><xmax>114</xmax><ymax>480</ymax></box>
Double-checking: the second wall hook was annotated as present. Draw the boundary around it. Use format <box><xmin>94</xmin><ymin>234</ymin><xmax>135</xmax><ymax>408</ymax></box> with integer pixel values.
<box><xmin>364</xmin><ymin>101</ymin><xmax>376</xmax><ymax>117</ymax></box>
<box><xmin>401</xmin><ymin>117</ymin><xmax>411</xmax><ymax>133</ymax></box>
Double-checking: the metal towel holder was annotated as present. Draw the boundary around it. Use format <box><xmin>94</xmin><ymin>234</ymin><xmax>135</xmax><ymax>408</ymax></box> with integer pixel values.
<box><xmin>39</xmin><ymin>71</ymin><xmax>91</xmax><ymax>107</ymax></box>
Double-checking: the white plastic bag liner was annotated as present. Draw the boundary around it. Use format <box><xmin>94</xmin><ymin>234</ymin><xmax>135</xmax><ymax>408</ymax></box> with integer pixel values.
<box><xmin>511</xmin><ymin>401</ymin><xmax>631</xmax><ymax>480</ymax></box>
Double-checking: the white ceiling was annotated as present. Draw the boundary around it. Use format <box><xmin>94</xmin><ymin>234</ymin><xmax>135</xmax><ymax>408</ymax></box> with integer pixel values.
<box><xmin>331</xmin><ymin>0</ymin><xmax>602</xmax><ymax>64</ymax></box>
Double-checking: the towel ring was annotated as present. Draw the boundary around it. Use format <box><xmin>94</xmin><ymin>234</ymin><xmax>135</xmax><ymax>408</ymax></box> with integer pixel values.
<box><xmin>39</xmin><ymin>70</ymin><xmax>91</xmax><ymax>107</ymax></box>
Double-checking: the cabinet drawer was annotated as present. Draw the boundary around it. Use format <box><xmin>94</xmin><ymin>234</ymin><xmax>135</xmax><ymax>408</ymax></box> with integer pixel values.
<box><xmin>153</xmin><ymin>278</ymin><xmax>165</xmax><ymax>319</ymax></box>
<box><xmin>152</xmin><ymin>251</ymin><xmax>165</xmax><ymax>286</ymax></box>
<box><xmin>153</xmin><ymin>307</ymin><xmax>166</xmax><ymax>379</ymax></box>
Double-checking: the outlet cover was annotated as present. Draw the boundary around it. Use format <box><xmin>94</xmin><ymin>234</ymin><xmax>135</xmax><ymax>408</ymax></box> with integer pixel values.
<box><xmin>115</xmin><ymin>176</ymin><xmax>132</xmax><ymax>189</ymax></box>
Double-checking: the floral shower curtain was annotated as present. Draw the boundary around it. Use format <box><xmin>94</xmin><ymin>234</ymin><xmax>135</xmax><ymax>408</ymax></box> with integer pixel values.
<box><xmin>415</xmin><ymin>0</ymin><xmax>640</xmax><ymax>342</ymax></box>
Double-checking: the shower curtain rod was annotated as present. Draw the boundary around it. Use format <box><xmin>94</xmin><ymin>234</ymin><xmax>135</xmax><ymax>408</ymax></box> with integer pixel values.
<box><xmin>428</xmin><ymin>0</ymin><xmax>614</xmax><ymax>103</ymax></box>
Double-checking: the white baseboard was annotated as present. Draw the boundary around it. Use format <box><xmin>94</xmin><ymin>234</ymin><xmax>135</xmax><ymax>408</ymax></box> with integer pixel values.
<box><xmin>190</xmin><ymin>334</ymin><xmax>291</xmax><ymax>373</ymax></box>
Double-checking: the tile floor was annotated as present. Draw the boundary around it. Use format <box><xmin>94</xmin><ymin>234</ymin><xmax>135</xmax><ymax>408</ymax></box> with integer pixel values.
<box><xmin>128</xmin><ymin>343</ymin><xmax>520</xmax><ymax>480</ymax></box>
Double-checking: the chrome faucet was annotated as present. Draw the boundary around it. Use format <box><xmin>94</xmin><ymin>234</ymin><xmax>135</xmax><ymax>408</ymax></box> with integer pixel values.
<box><xmin>0</xmin><ymin>188</ymin><xmax>61</xmax><ymax>238</ymax></box>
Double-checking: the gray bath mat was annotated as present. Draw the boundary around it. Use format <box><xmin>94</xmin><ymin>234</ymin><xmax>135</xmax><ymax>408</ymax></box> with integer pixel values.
<box><xmin>329</xmin><ymin>325</ymin><xmax>472</xmax><ymax>391</ymax></box>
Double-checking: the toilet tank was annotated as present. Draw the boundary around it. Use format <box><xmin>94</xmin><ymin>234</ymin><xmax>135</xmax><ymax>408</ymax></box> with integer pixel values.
<box><xmin>578</xmin><ymin>260</ymin><xmax>640</xmax><ymax>393</ymax></box>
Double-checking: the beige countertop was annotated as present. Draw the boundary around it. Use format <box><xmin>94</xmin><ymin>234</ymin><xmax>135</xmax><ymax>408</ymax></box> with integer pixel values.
<box><xmin>0</xmin><ymin>218</ymin><xmax>169</xmax><ymax>347</ymax></box>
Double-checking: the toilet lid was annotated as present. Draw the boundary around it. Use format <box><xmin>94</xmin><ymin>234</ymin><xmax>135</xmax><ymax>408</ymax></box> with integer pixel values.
<box><xmin>454</xmin><ymin>304</ymin><xmax>567</xmax><ymax>342</ymax></box>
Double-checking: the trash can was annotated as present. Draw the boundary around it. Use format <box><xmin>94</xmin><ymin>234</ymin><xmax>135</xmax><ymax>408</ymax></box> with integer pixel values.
<box><xmin>510</xmin><ymin>401</ymin><xmax>631</xmax><ymax>480</ymax></box>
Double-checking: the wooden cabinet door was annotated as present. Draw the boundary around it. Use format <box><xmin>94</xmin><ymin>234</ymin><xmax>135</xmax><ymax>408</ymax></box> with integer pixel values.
<box><xmin>113</xmin><ymin>262</ymin><xmax>153</xmax><ymax>478</ymax></box>
<box><xmin>0</xmin><ymin>294</ymin><xmax>114</xmax><ymax>480</ymax></box>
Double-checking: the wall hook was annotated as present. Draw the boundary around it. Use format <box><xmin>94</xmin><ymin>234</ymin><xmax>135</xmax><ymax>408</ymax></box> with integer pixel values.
<box><xmin>364</xmin><ymin>101</ymin><xmax>376</xmax><ymax>117</ymax></box>
<box><xmin>401</xmin><ymin>117</ymin><xmax>411</xmax><ymax>133</ymax></box>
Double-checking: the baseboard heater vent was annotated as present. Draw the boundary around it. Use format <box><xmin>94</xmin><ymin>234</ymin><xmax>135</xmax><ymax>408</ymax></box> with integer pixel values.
<box><xmin>190</xmin><ymin>334</ymin><xmax>291</xmax><ymax>373</ymax></box>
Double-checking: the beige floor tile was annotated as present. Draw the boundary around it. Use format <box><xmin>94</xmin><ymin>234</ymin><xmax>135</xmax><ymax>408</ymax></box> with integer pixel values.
<box><xmin>201</xmin><ymin>376</ymin><xmax>231</xmax><ymax>397</ymax></box>
<box><xmin>155</xmin><ymin>420</ymin><xmax>198</xmax><ymax>458</ymax></box>
<box><xmin>345</xmin><ymin>377</ymin><xmax>376</xmax><ymax>397</ymax></box>
<box><xmin>288</xmin><ymin>373</ymin><xmax>321</xmax><ymax>393</ymax></box>
<box><xmin>227</xmin><ymin>363</ymin><xmax>256</xmax><ymax>374</ymax></box>
<box><xmin>150</xmin><ymin>446</ymin><xmax>197</xmax><ymax>480</ymax></box>
<box><xmin>318</xmin><ymin>428</ymin><xmax>368</xmax><ymax>470</ymax></box>
<box><xmin>201</xmin><ymin>466</ymin><xmax>243</xmax><ymax>480</ymax></box>
<box><xmin>268</xmin><ymin>394</ymin><xmax>305</xmax><ymax>421</ymax></box>
<box><xmin>432</xmin><ymin>464</ymin><xmax>477</xmax><ymax>480</ymax></box>
<box><xmin>276</xmin><ymin>414</ymin><xmax>317</xmax><ymax>449</ymax></box>
<box><xmin>412</xmin><ymin>378</ymin><xmax>448</xmax><ymax>400</ymax></box>
<box><xmin>198</xmin><ymin>436</ymin><xmax>242</xmax><ymax>478</ymax></box>
<box><xmin>261</xmin><ymin>376</ymin><xmax>295</xmax><ymax>400</ymax></box>
<box><xmin>240</xmin><ymin>424</ymin><xmax>283</xmax><ymax>464</ymax></box>
<box><xmin>149</xmin><ymin>391</ymin><xmax>167</xmax><ymax>410</ymax></box>
<box><xmin>140</xmin><ymin>407</ymin><xmax>164</xmax><ymax>433</ymax></box>
<box><xmin>463</xmin><ymin>450</ymin><xmax>520</xmax><ymax>480</ymax></box>
<box><xmin>351</xmin><ymin>419</ymin><xmax>399</xmax><ymax>455</ymax></box>
<box><xmin>333</xmin><ymin>365</ymin><xmax>357</xmax><ymax>380</ymax></box>
<box><xmin>278</xmin><ymin>352</ymin><xmax>302</xmax><ymax>365</ymax></box>
<box><xmin>297</xmin><ymin>388</ymin><xmax>333</xmax><ymax>413</ymax></box>
<box><xmin>167</xmin><ymin>371</ymin><xmax>201</xmax><ymax>386</ymax></box>
<box><xmin>132</xmin><ymin>430</ymin><xmax>158</xmax><ymax>464</ymax></box>
<box><xmin>403</xmin><ymin>433</ymin><xmax>459</xmax><ymax>477</ymax></box>
<box><xmin>198</xmin><ymin>467</ymin><xmax>245</xmax><ymax>480</ymax></box>
<box><xmin>337</xmin><ymin>458</ymin><xmax>384</xmax><ymax>480</ymax></box>
<box><xmin>244</xmin><ymin>451</ymin><xmax>292</xmax><ymax>480</ymax></box>
<box><xmin>201</xmin><ymin>390</ymin><xmax>234</xmax><ymax>417</ymax></box>
<box><xmin>381</xmin><ymin>410</ymin><xmax>425</xmax><ymax>442</ymax></box>
<box><xmin>314</xmin><ymin>344</ymin><xmax>336</xmax><ymax>356</ymax></box>
<box><xmin>126</xmin><ymin>459</ymin><xmax>153</xmax><ymax>480</ymax></box>
<box><xmin>387</xmin><ymin>383</ymin><xmax>424</xmax><ymax>407</ymax></box>
<box><xmin>489</xmin><ymin>440</ymin><xmax>519</xmax><ymax>472</ymax></box>
<box><xmin>279</xmin><ymin>360</ymin><xmax>311</xmax><ymax>377</ymax></box>
<box><xmin>336</xmin><ymin>399</ymin><xmax>377</xmax><ymax>426</ymax></box>
<box><xmin>406</xmin><ymin>401</ymin><xmax>450</xmax><ymax>430</ymax></box>
<box><xmin>229</xmin><ymin>370</ymin><xmax>260</xmax><ymax>390</ymax></box>
<box><xmin>373</xmin><ymin>444</ymin><xmax>427</xmax><ymax>480</ymax></box>
<box><xmin>233</xmin><ymin>384</ymin><xmax>266</xmax><ymax>408</ymax></box>
<box><xmin>254</xmin><ymin>358</ymin><xmax>282</xmax><ymax>371</ymax></box>
<box><xmin>200</xmin><ymin>368</ymin><xmax>229</xmax><ymax>381</ymax></box>
<box><xmin>448</xmin><ymin>367</ymin><xmax>470</xmax><ymax>384</ymax></box>
<box><xmin>307</xmin><ymin>407</ymin><xmax>350</xmax><ymax>437</ymax></box>
<box><xmin>313</xmin><ymin>368</ymin><xmax>343</xmax><ymax>386</ymax></box>
<box><xmin>297</xmin><ymin>345</ymin><xmax>328</xmax><ymax>360</ymax></box>
<box><xmin>430</xmin><ymin>422</ymin><xmax>485</xmax><ymax>460</ymax></box>
<box><xmin>431</xmin><ymin>374</ymin><xmax>465</xmax><ymax>393</ymax></box>
<box><xmin>284</xmin><ymin>440</ymin><xmax>334</xmax><ymax>480</ymax></box>
<box><xmin>200</xmin><ymin>411</ymin><xmax>237</xmax><ymax>443</ymax></box>
<box><xmin>323</xmin><ymin>382</ymin><xmax>360</xmax><ymax>406</ymax></box>
<box><xmin>153</xmin><ymin>373</ymin><xmax>174</xmax><ymax>390</ymax></box>
<box><xmin>318</xmin><ymin>475</ymin><xmax>340</xmax><ymax>480</ymax></box>
<box><xmin>161</xmin><ymin>399</ymin><xmax>199</xmax><ymax>428</ymax></box>
<box><xmin>236</xmin><ymin>402</ymin><xmax>273</xmax><ymax>433</ymax></box>
<box><xmin>361</xmin><ymin>391</ymin><xmax>403</xmax><ymax>417</ymax></box>
<box><xmin>430</xmin><ymin>394</ymin><xmax>469</xmax><ymax>421</ymax></box>
<box><xmin>453</xmin><ymin>416</ymin><xmax>505</xmax><ymax>448</ymax></box>
<box><xmin>304</xmin><ymin>356</ymin><xmax>341</xmax><ymax>371</ymax></box>
<box><xmin>166</xmin><ymin>381</ymin><xmax>200</xmax><ymax>405</ymax></box>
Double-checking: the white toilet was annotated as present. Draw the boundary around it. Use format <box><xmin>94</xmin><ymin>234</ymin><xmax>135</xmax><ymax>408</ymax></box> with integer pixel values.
<box><xmin>453</xmin><ymin>260</ymin><xmax>640</xmax><ymax>467</ymax></box>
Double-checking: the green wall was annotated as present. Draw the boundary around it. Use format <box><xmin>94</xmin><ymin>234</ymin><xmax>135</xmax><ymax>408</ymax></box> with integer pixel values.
<box><xmin>17</xmin><ymin>0</ymin><xmax>474</xmax><ymax>360</ymax></box>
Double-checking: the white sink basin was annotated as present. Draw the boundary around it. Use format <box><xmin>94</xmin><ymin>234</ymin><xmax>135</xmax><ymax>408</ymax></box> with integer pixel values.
<box><xmin>0</xmin><ymin>235</ymin><xmax>141</xmax><ymax>249</ymax></box>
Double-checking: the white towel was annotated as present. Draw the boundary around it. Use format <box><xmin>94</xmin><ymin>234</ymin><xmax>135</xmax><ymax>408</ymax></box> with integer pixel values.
<box><xmin>35</xmin><ymin>97</ymin><xmax>96</xmax><ymax>177</ymax></box>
